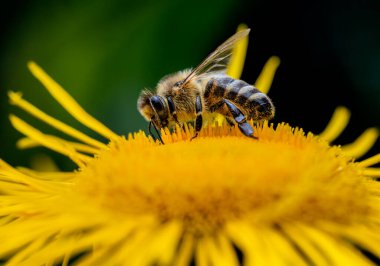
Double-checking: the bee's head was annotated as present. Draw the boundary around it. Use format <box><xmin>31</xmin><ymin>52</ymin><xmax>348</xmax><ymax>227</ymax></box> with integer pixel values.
<box><xmin>137</xmin><ymin>90</ymin><xmax>169</xmax><ymax>128</ymax></box>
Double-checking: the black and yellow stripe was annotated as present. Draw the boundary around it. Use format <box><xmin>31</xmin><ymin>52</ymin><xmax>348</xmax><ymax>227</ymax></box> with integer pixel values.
<box><xmin>204</xmin><ymin>75</ymin><xmax>274</xmax><ymax>120</ymax></box>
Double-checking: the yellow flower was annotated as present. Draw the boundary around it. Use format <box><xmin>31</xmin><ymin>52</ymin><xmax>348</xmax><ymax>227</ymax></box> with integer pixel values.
<box><xmin>1</xmin><ymin>25</ymin><xmax>380</xmax><ymax>266</ymax></box>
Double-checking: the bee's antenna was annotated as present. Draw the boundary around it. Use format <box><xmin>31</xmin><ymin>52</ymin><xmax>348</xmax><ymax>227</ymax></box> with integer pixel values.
<box><xmin>148</xmin><ymin>121</ymin><xmax>164</xmax><ymax>144</ymax></box>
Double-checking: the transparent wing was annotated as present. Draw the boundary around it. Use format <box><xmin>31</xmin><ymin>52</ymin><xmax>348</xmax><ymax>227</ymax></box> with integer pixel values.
<box><xmin>182</xmin><ymin>28</ymin><xmax>250</xmax><ymax>85</ymax></box>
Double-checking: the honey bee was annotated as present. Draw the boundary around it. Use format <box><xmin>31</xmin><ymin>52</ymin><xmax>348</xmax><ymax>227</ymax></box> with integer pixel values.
<box><xmin>137</xmin><ymin>28</ymin><xmax>275</xmax><ymax>143</ymax></box>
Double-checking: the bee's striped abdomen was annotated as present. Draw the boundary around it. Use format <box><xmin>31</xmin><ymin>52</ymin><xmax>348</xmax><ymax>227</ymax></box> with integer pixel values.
<box><xmin>204</xmin><ymin>75</ymin><xmax>275</xmax><ymax>120</ymax></box>
<box><xmin>204</xmin><ymin>76</ymin><xmax>232</xmax><ymax>100</ymax></box>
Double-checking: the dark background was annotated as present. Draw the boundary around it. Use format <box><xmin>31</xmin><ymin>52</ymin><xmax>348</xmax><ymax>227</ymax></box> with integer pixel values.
<box><xmin>0</xmin><ymin>0</ymin><xmax>379</xmax><ymax>170</ymax></box>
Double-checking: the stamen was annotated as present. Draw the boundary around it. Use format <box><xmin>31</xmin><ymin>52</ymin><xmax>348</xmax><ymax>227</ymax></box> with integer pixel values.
<box><xmin>342</xmin><ymin>128</ymin><xmax>379</xmax><ymax>159</ymax></box>
<box><xmin>27</xmin><ymin>62</ymin><xmax>119</xmax><ymax>141</ymax></box>
<box><xmin>254</xmin><ymin>56</ymin><xmax>281</xmax><ymax>94</ymax></box>
<box><xmin>319</xmin><ymin>106</ymin><xmax>350</xmax><ymax>143</ymax></box>
<box><xmin>227</xmin><ymin>24</ymin><xmax>249</xmax><ymax>80</ymax></box>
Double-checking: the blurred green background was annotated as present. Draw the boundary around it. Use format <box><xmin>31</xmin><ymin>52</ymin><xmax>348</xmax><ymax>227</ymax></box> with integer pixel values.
<box><xmin>0</xmin><ymin>0</ymin><xmax>380</xmax><ymax>170</ymax></box>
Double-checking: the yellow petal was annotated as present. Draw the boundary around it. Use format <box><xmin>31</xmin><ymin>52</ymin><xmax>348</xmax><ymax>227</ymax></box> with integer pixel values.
<box><xmin>205</xmin><ymin>234</ymin><xmax>239</xmax><ymax>266</ymax></box>
<box><xmin>195</xmin><ymin>238</ymin><xmax>209</xmax><ymax>266</ymax></box>
<box><xmin>172</xmin><ymin>233</ymin><xmax>195</xmax><ymax>266</ymax></box>
<box><xmin>27</xmin><ymin>62</ymin><xmax>119</xmax><ymax>141</ymax></box>
<box><xmin>9</xmin><ymin>115</ymin><xmax>90</xmax><ymax>167</ymax></box>
<box><xmin>319</xmin><ymin>106</ymin><xmax>350</xmax><ymax>143</ymax></box>
<box><xmin>9</xmin><ymin>91</ymin><xmax>105</xmax><ymax>150</ymax></box>
<box><xmin>17</xmin><ymin>137</ymin><xmax>100</xmax><ymax>155</ymax></box>
<box><xmin>362</xmin><ymin>167</ymin><xmax>380</xmax><ymax>177</ymax></box>
<box><xmin>254</xmin><ymin>56</ymin><xmax>281</xmax><ymax>94</ymax></box>
<box><xmin>342</xmin><ymin>127</ymin><xmax>379</xmax><ymax>159</ymax></box>
<box><xmin>29</xmin><ymin>153</ymin><xmax>60</xmax><ymax>172</ymax></box>
<box><xmin>358</xmin><ymin>153</ymin><xmax>380</xmax><ymax>167</ymax></box>
<box><xmin>226</xmin><ymin>24</ymin><xmax>249</xmax><ymax>79</ymax></box>
<box><xmin>281</xmin><ymin>224</ymin><xmax>330</xmax><ymax>266</ymax></box>
<box><xmin>297</xmin><ymin>224</ymin><xmax>375</xmax><ymax>266</ymax></box>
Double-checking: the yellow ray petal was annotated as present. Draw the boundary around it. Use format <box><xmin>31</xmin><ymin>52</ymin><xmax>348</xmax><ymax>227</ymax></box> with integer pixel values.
<box><xmin>139</xmin><ymin>221</ymin><xmax>183</xmax><ymax>265</ymax></box>
<box><xmin>17</xmin><ymin>137</ymin><xmax>100</xmax><ymax>155</ymax></box>
<box><xmin>6</xmin><ymin>238</ymin><xmax>45</xmax><ymax>266</ymax></box>
<box><xmin>29</xmin><ymin>153</ymin><xmax>60</xmax><ymax>172</ymax></box>
<box><xmin>227</xmin><ymin>24</ymin><xmax>249</xmax><ymax>79</ymax></box>
<box><xmin>342</xmin><ymin>127</ymin><xmax>379</xmax><ymax>159</ymax></box>
<box><xmin>173</xmin><ymin>233</ymin><xmax>195</xmax><ymax>266</ymax></box>
<box><xmin>362</xmin><ymin>167</ymin><xmax>380</xmax><ymax>177</ymax></box>
<box><xmin>0</xmin><ymin>160</ymin><xmax>59</xmax><ymax>192</ymax></box>
<box><xmin>16</xmin><ymin>167</ymin><xmax>76</xmax><ymax>181</ymax></box>
<box><xmin>27</xmin><ymin>62</ymin><xmax>119</xmax><ymax>141</ymax></box>
<box><xmin>195</xmin><ymin>238</ymin><xmax>209</xmax><ymax>266</ymax></box>
<box><xmin>319</xmin><ymin>106</ymin><xmax>350</xmax><ymax>143</ymax></box>
<box><xmin>9</xmin><ymin>91</ymin><xmax>105</xmax><ymax>149</ymax></box>
<box><xmin>225</xmin><ymin>222</ymin><xmax>274</xmax><ymax>266</ymax></box>
<box><xmin>298</xmin><ymin>225</ymin><xmax>375</xmax><ymax>266</ymax></box>
<box><xmin>281</xmin><ymin>224</ymin><xmax>330</xmax><ymax>266</ymax></box>
<box><xmin>358</xmin><ymin>153</ymin><xmax>380</xmax><ymax>167</ymax></box>
<box><xmin>264</xmin><ymin>229</ymin><xmax>308</xmax><ymax>266</ymax></box>
<box><xmin>320</xmin><ymin>223</ymin><xmax>380</xmax><ymax>259</ymax></box>
<box><xmin>9</xmin><ymin>115</ymin><xmax>90</xmax><ymax>167</ymax></box>
<box><xmin>205</xmin><ymin>234</ymin><xmax>239</xmax><ymax>266</ymax></box>
<box><xmin>16</xmin><ymin>219</ymin><xmax>142</xmax><ymax>265</ymax></box>
<box><xmin>254</xmin><ymin>56</ymin><xmax>281</xmax><ymax>94</ymax></box>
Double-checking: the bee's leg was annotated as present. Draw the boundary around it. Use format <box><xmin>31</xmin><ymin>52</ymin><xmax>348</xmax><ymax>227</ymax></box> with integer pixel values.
<box><xmin>148</xmin><ymin>121</ymin><xmax>157</xmax><ymax>141</ymax></box>
<box><xmin>225</xmin><ymin>117</ymin><xmax>235</xmax><ymax>127</ymax></box>
<box><xmin>167</xmin><ymin>96</ymin><xmax>179</xmax><ymax>124</ymax></box>
<box><xmin>209</xmin><ymin>101</ymin><xmax>234</xmax><ymax>126</ymax></box>
<box><xmin>191</xmin><ymin>95</ymin><xmax>203</xmax><ymax>140</ymax></box>
<box><xmin>223</xmin><ymin>99</ymin><xmax>257</xmax><ymax>139</ymax></box>
<box><xmin>167</xmin><ymin>96</ymin><xmax>184</xmax><ymax>133</ymax></box>
<box><xmin>149</xmin><ymin>121</ymin><xmax>164</xmax><ymax>144</ymax></box>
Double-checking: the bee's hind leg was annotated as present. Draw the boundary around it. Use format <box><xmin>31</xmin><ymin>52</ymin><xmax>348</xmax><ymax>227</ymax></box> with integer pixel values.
<box><xmin>190</xmin><ymin>94</ymin><xmax>203</xmax><ymax>141</ymax></box>
<box><xmin>225</xmin><ymin>117</ymin><xmax>235</xmax><ymax>127</ymax></box>
<box><xmin>223</xmin><ymin>99</ymin><xmax>257</xmax><ymax>139</ymax></box>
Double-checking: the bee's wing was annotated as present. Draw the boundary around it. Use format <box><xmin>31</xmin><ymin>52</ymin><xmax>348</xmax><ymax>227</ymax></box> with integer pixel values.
<box><xmin>182</xmin><ymin>28</ymin><xmax>250</xmax><ymax>85</ymax></box>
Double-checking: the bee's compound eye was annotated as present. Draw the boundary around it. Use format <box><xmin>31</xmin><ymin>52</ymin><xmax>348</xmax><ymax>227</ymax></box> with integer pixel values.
<box><xmin>150</xmin><ymin>95</ymin><xmax>169</xmax><ymax>123</ymax></box>
<box><xmin>150</xmin><ymin>96</ymin><xmax>165</xmax><ymax>112</ymax></box>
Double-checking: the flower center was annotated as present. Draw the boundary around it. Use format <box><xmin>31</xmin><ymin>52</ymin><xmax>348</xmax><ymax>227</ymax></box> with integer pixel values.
<box><xmin>74</xmin><ymin>123</ymin><xmax>371</xmax><ymax>232</ymax></box>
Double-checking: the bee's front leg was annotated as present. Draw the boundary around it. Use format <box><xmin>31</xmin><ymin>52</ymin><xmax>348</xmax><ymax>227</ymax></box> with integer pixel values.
<box><xmin>148</xmin><ymin>120</ymin><xmax>165</xmax><ymax>144</ymax></box>
<box><xmin>167</xmin><ymin>96</ymin><xmax>179</xmax><ymax>124</ymax></box>
<box><xmin>167</xmin><ymin>96</ymin><xmax>184</xmax><ymax>133</ymax></box>
<box><xmin>191</xmin><ymin>94</ymin><xmax>203</xmax><ymax>141</ymax></box>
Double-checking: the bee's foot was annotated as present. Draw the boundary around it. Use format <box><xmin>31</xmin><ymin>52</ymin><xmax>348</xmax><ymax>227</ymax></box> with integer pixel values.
<box><xmin>190</xmin><ymin>133</ymin><xmax>198</xmax><ymax>141</ymax></box>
